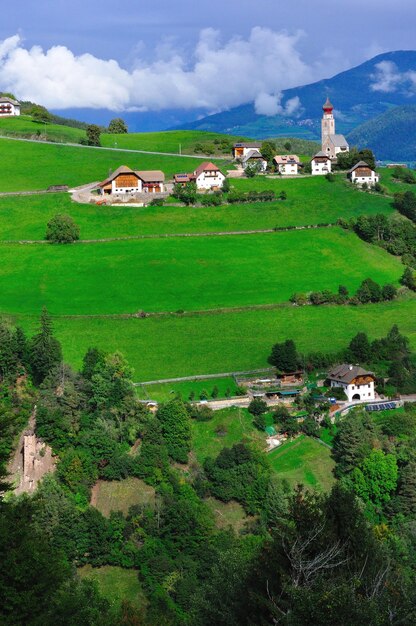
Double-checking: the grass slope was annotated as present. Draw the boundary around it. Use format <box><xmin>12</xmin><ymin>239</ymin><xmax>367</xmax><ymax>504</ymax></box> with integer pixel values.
<box><xmin>0</xmin><ymin>173</ymin><xmax>395</xmax><ymax>240</ymax></box>
<box><xmin>78</xmin><ymin>565</ymin><xmax>147</xmax><ymax>613</ymax></box>
<box><xmin>101</xmin><ymin>130</ymin><xmax>247</xmax><ymax>154</ymax></box>
<box><xmin>268</xmin><ymin>435</ymin><xmax>335</xmax><ymax>491</ymax></box>
<box><xmin>0</xmin><ymin>138</ymin><xmax>229</xmax><ymax>191</ymax></box>
<box><xmin>0</xmin><ymin>115</ymin><xmax>85</xmax><ymax>143</ymax></box>
<box><xmin>137</xmin><ymin>377</ymin><xmax>238</xmax><ymax>401</ymax></box>
<box><xmin>91</xmin><ymin>478</ymin><xmax>155</xmax><ymax>517</ymax></box>
<box><xmin>0</xmin><ymin>228</ymin><xmax>402</xmax><ymax>315</ymax></box>
<box><xmin>7</xmin><ymin>298</ymin><xmax>416</xmax><ymax>380</ymax></box>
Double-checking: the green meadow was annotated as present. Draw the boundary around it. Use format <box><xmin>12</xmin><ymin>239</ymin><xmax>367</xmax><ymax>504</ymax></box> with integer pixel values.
<box><xmin>78</xmin><ymin>565</ymin><xmax>147</xmax><ymax>613</ymax></box>
<box><xmin>0</xmin><ymin>137</ymin><xmax>229</xmax><ymax>191</ymax></box>
<box><xmin>136</xmin><ymin>377</ymin><xmax>239</xmax><ymax>401</ymax></box>
<box><xmin>0</xmin><ymin>115</ymin><xmax>85</xmax><ymax>143</ymax></box>
<box><xmin>6</xmin><ymin>297</ymin><xmax>416</xmax><ymax>381</ymax></box>
<box><xmin>0</xmin><ymin>228</ymin><xmax>402</xmax><ymax>315</ymax></box>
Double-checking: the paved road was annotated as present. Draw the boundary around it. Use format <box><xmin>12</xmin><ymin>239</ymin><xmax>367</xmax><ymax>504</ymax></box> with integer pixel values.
<box><xmin>0</xmin><ymin>133</ymin><xmax>230</xmax><ymax>160</ymax></box>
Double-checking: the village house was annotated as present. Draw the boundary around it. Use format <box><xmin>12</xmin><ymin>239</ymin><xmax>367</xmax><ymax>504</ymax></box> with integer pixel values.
<box><xmin>311</xmin><ymin>151</ymin><xmax>332</xmax><ymax>175</ymax></box>
<box><xmin>99</xmin><ymin>165</ymin><xmax>165</xmax><ymax>195</ymax></box>
<box><xmin>327</xmin><ymin>364</ymin><xmax>375</xmax><ymax>403</ymax></box>
<box><xmin>0</xmin><ymin>96</ymin><xmax>20</xmax><ymax>116</ymax></box>
<box><xmin>274</xmin><ymin>154</ymin><xmax>302</xmax><ymax>176</ymax></box>
<box><xmin>174</xmin><ymin>162</ymin><xmax>225</xmax><ymax>191</ymax></box>
<box><xmin>321</xmin><ymin>97</ymin><xmax>349</xmax><ymax>159</ymax></box>
<box><xmin>348</xmin><ymin>161</ymin><xmax>380</xmax><ymax>187</ymax></box>
<box><xmin>232</xmin><ymin>141</ymin><xmax>262</xmax><ymax>160</ymax></box>
<box><xmin>242</xmin><ymin>149</ymin><xmax>267</xmax><ymax>172</ymax></box>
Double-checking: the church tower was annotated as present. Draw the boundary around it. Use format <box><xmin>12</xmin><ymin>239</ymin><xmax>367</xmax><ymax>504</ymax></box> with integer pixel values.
<box><xmin>321</xmin><ymin>97</ymin><xmax>335</xmax><ymax>146</ymax></box>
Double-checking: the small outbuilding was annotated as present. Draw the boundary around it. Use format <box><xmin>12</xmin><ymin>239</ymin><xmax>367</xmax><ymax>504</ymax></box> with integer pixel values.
<box><xmin>99</xmin><ymin>165</ymin><xmax>165</xmax><ymax>194</ymax></box>
<box><xmin>348</xmin><ymin>161</ymin><xmax>379</xmax><ymax>187</ymax></box>
<box><xmin>0</xmin><ymin>96</ymin><xmax>20</xmax><ymax>116</ymax></box>
<box><xmin>232</xmin><ymin>142</ymin><xmax>262</xmax><ymax>159</ymax></box>
<box><xmin>242</xmin><ymin>149</ymin><xmax>267</xmax><ymax>172</ymax></box>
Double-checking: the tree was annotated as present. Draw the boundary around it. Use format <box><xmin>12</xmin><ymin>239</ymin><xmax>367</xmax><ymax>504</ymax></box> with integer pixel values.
<box><xmin>46</xmin><ymin>214</ymin><xmax>80</xmax><ymax>243</ymax></box>
<box><xmin>253</xmin><ymin>413</ymin><xmax>267</xmax><ymax>431</ymax></box>
<box><xmin>248</xmin><ymin>398</ymin><xmax>268</xmax><ymax>417</ymax></box>
<box><xmin>86</xmin><ymin>124</ymin><xmax>101</xmax><ymax>146</ymax></box>
<box><xmin>348</xmin><ymin>332</ymin><xmax>372</xmax><ymax>362</ymax></box>
<box><xmin>30</xmin><ymin>104</ymin><xmax>52</xmax><ymax>124</ymax></box>
<box><xmin>284</xmin><ymin>141</ymin><xmax>292</xmax><ymax>151</ymax></box>
<box><xmin>157</xmin><ymin>399</ymin><xmax>192</xmax><ymax>463</ymax></box>
<box><xmin>29</xmin><ymin>308</ymin><xmax>62</xmax><ymax>385</ymax></box>
<box><xmin>260</xmin><ymin>140</ymin><xmax>276</xmax><ymax>164</ymax></box>
<box><xmin>356</xmin><ymin>278</ymin><xmax>382</xmax><ymax>303</ymax></box>
<box><xmin>401</xmin><ymin>266</ymin><xmax>416</xmax><ymax>291</ymax></box>
<box><xmin>268</xmin><ymin>339</ymin><xmax>299</xmax><ymax>372</ymax></box>
<box><xmin>107</xmin><ymin>117</ymin><xmax>128</xmax><ymax>133</ymax></box>
<box><xmin>348</xmin><ymin>449</ymin><xmax>398</xmax><ymax>512</ymax></box>
<box><xmin>90</xmin><ymin>352</ymin><xmax>134</xmax><ymax>409</ymax></box>
<box><xmin>172</xmin><ymin>182</ymin><xmax>197</xmax><ymax>205</ymax></box>
<box><xmin>381</xmin><ymin>283</ymin><xmax>397</xmax><ymax>301</ymax></box>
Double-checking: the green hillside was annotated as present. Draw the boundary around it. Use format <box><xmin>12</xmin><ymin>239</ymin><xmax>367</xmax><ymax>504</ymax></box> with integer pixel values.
<box><xmin>0</xmin><ymin>115</ymin><xmax>85</xmax><ymax>143</ymax></box>
<box><xmin>348</xmin><ymin>105</ymin><xmax>416</xmax><ymax>162</ymax></box>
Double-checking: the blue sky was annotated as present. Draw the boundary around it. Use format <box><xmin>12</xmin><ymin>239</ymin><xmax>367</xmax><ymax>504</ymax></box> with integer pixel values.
<box><xmin>0</xmin><ymin>0</ymin><xmax>414</xmax><ymax>113</ymax></box>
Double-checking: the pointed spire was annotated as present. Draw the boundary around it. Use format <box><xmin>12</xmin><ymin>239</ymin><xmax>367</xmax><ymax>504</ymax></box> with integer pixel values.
<box><xmin>323</xmin><ymin>97</ymin><xmax>334</xmax><ymax>112</ymax></box>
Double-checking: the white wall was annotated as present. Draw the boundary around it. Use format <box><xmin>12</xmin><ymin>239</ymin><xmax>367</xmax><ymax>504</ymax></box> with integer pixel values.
<box><xmin>351</xmin><ymin>171</ymin><xmax>379</xmax><ymax>187</ymax></box>
<box><xmin>278</xmin><ymin>163</ymin><xmax>299</xmax><ymax>175</ymax></box>
<box><xmin>196</xmin><ymin>171</ymin><xmax>225</xmax><ymax>190</ymax></box>
<box><xmin>311</xmin><ymin>159</ymin><xmax>331</xmax><ymax>175</ymax></box>
<box><xmin>330</xmin><ymin>380</ymin><xmax>375</xmax><ymax>403</ymax></box>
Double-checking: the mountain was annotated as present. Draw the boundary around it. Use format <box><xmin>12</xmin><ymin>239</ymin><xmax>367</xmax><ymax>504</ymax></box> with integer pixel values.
<box><xmin>171</xmin><ymin>51</ymin><xmax>416</xmax><ymax>141</ymax></box>
<box><xmin>347</xmin><ymin>105</ymin><xmax>416</xmax><ymax>162</ymax></box>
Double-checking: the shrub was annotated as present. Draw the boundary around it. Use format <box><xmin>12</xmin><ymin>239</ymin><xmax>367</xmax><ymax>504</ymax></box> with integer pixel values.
<box><xmin>149</xmin><ymin>198</ymin><xmax>164</xmax><ymax>207</ymax></box>
<box><xmin>248</xmin><ymin>398</ymin><xmax>268</xmax><ymax>416</ymax></box>
<box><xmin>46</xmin><ymin>214</ymin><xmax>80</xmax><ymax>243</ymax></box>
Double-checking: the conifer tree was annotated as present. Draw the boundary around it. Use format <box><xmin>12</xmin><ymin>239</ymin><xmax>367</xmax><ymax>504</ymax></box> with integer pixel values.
<box><xmin>29</xmin><ymin>307</ymin><xmax>62</xmax><ymax>385</ymax></box>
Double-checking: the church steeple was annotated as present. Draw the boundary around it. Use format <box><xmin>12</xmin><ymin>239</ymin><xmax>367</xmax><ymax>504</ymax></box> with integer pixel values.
<box><xmin>322</xmin><ymin>97</ymin><xmax>334</xmax><ymax>113</ymax></box>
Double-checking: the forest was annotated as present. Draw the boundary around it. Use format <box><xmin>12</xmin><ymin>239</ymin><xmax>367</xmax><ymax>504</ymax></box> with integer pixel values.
<box><xmin>1</xmin><ymin>310</ymin><xmax>416</xmax><ymax>625</ymax></box>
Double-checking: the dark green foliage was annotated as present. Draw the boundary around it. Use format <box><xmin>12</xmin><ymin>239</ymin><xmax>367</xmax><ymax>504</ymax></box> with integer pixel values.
<box><xmin>81</xmin><ymin>347</ymin><xmax>105</xmax><ymax>380</ymax></box>
<box><xmin>149</xmin><ymin>197</ymin><xmax>164</xmax><ymax>206</ymax></box>
<box><xmin>247</xmin><ymin>397</ymin><xmax>267</xmax><ymax>416</ymax></box>
<box><xmin>86</xmin><ymin>124</ymin><xmax>101</xmax><ymax>146</ymax></box>
<box><xmin>253</xmin><ymin>413</ymin><xmax>267</xmax><ymax>431</ymax></box>
<box><xmin>393</xmin><ymin>190</ymin><xmax>416</xmax><ymax>221</ymax></box>
<box><xmin>348</xmin><ymin>331</ymin><xmax>372</xmax><ymax>362</ymax></box>
<box><xmin>30</xmin><ymin>104</ymin><xmax>52</xmax><ymax>124</ymax></box>
<box><xmin>203</xmin><ymin>443</ymin><xmax>271</xmax><ymax>513</ymax></box>
<box><xmin>381</xmin><ymin>283</ymin><xmax>397</xmax><ymax>300</ymax></box>
<box><xmin>268</xmin><ymin>339</ymin><xmax>299</xmax><ymax>373</ymax></box>
<box><xmin>46</xmin><ymin>213</ymin><xmax>80</xmax><ymax>243</ymax></box>
<box><xmin>260</xmin><ymin>140</ymin><xmax>276</xmax><ymax>164</ymax></box>
<box><xmin>172</xmin><ymin>181</ymin><xmax>197</xmax><ymax>205</ymax></box>
<box><xmin>29</xmin><ymin>308</ymin><xmax>62</xmax><ymax>385</ymax></box>
<box><xmin>107</xmin><ymin>118</ymin><xmax>128</xmax><ymax>133</ymax></box>
<box><xmin>336</xmin><ymin>147</ymin><xmax>376</xmax><ymax>171</ymax></box>
<box><xmin>397</xmin><ymin>462</ymin><xmax>416</xmax><ymax>516</ymax></box>
<box><xmin>356</xmin><ymin>277</ymin><xmax>382</xmax><ymax>303</ymax></box>
<box><xmin>156</xmin><ymin>398</ymin><xmax>192</xmax><ymax>463</ymax></box>
<box><xmin>401</xmin><ymin>266</ymin><xmax>416</xmax><ymax>291</ymax></box>
<box><xmin>333</xmin><ymin>412</ymin><xmax>376</xmax><ymax>476</ymax></box>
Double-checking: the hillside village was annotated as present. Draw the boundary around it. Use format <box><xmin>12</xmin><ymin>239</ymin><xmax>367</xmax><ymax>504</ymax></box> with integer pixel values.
<box><xmin>2</xmin><ymin>87</ymin><xmax>416</xmax><ymax>625</ymax></box>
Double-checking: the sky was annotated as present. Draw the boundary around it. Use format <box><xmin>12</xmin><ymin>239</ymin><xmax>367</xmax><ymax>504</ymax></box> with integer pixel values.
<box><xmin>0</xmin><ymin>0</ymin><xmax>414</xmax><ymax>114</ymax></box>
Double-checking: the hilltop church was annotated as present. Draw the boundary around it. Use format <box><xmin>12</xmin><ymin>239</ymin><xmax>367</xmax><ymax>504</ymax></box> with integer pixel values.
<box><xmin>321</xmin><ymin>97</ymin><xmax>349</xmax><ymax>159</ymax></box>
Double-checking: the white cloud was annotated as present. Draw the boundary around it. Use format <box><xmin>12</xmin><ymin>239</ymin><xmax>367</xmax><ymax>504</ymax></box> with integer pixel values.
<box><xmin>370</xmin><ymin>60</ymin><xmax>416</xmax><ymax>94</ymax></box>
<box><xmin>0</xmin><ymin>29</ymin><xmax>313</xmax><ymax>112</ymax></box>
<box><xmin>254</xmin><ymin>92</ymin><xmax>301</xmax><ymax>117</ymax></box>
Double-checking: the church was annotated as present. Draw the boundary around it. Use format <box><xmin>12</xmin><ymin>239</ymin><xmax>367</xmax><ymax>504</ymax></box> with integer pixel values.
<box><xmin>321</xmin><ymin>97</ymin><xmax>349</xmax><ymax>159</ymax></box>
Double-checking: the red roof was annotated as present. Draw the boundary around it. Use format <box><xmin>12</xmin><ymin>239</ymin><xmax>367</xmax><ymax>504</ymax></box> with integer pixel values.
<box><xmin>194</xmin><ymin>161</ymin><xmax>221</xmax><ymax>177</ymax></box>
<box><xmin>322</xmin><ymin>97</ymin><xmax>334</xmax><ymax>112</ymax></box>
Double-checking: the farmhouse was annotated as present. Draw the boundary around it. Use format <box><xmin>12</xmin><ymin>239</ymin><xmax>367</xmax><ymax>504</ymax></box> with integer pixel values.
<box><xmin>321</xmin><ymin>98</ymin><xmax>349</xmax><ymax>159</ymax></box>
<box><xmin>0</xmin><ymin>96</ymin><xmax>20</xmax><ymax>117</ymax></box>
<box><xmin>327</xmin><ymin>364</ymin><xmax>375</xmax><ymax>403</ymax></box>
<box><xmin>242</xmin><ymin>149</ymin><xmax>267</xmax><ymax>172</ymax></box>
<box><xmin>233</xmin><ymin>141</ymin><xmax>262</xmax><ymax>159</ymax></box>
<box><xmin>348</xmin><ymin>161</ymin><xmax>380</xmax><ymax>187</ymax></box>
<box><xmin>99</xmin><ymin>166</ymin><xmax>165</xmax><ymax>194</ymax></box>
<box><xmin>274</xmin><ymin>155</ymin><xmax>302</xmax><ymax>176</ymax></box>
<box><xmin>311</xmin><ymin>152</ymin><xmax>332</xmax><ymax>175</ymax></box>
<box><xmin>174</xmin><ymin>162</ymin><xmax>225</xmax><ymax>191</ymax></box>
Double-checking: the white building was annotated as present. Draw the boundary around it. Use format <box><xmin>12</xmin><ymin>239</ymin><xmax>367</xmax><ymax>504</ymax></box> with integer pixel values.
<box><xmin>99</xmin><ymin>165</ymin><xmax>165</xmax><ymax>194</ymax></box>
<box><xmin>311</xmin><ymin>151</ymin><xmax>332</xmax><ymax>175</ymax></box>
<box><xmin>328</xmin><ymin>364</ymin><xmax>375</xmax><ymax>403</ymax></box>
<box><xmin>232</xmin><ymin>142</ymin><xmax>262</xmax><ymax>160</ymax></box>
<box><xmin>192</xmin><ymin>162</ymin><xmax>226</xmax><ymax>191</ymax></box>
<box><xmin>242</xmin><ymin>149</ymin><xmax>267</xmax><ymax>172</ymax></box>
<box><xmin>321</xmin><ymin>98</ymin><xmax>349</xmax><ymax>159</ymax></box>
<box><xmin>348</xmin><ymin>161</ymin><xmax>380</xmax><ymax>187</ymax></box>
<box><xmin>274</xmin><ymin>155</ymin><xmax>301</xmax><ymax>176</ymax></box>
<box><xmin>0</xmin><ymin>96</ymin><xmax>20</xmax><ymax>117</ymax></box>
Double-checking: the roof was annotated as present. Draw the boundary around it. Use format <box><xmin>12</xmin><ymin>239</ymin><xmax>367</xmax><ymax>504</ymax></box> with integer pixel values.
<box><xmin>274</xmin><ymin>154</ymin><xmax>300</xmax><ymax>165</ymax></box>
<box><xmin>136</xmin><ymin>170</ymin><xmax>165</xmax><ymax>182</ymax></box>
<box><xmin>174</xmin><ymin>173</ymin><xmax>191</xmax><ymax>182</ymax></box>
<box><xmin>311</xmin><ymin>151</ymin><xmax>331</xmax><ymax>161</ymax></box>
<box><xmin>242</xmin><ymin>149</ymin><xmax>264</xmax><ymax>162</ymax></box>
<box><xmin>194</xmin><ymin>161</ymin><xmax>222</xmax><ymax>177</ymax></box>
<box><xmin>99</xmin><ymin>165</ymin><xmax>138</xmax><ymax>187</ymax></box>
<box><xmin>328</xmin><ymin>364</ymin><xmax>374</xmax><ymax>384</ymax></box>
<box><xmin>233</xmin><ymin>142</ymin><xmax>262</xmax><ymax>148</ymax></box>
<box><xmin>0</xmin><ymin>96</ymin><xmax>20</xmax><ymax>105</ymax></box>
<box><xmin>323</xmin><ymin>97</ymin><xmax>334</xmax><ymax>110</ymax></box>
<box><xmin>348</xmin><ymin>160</ymin><xmax>374</xmax><ymax>174</ymax></box>
<box><xmin>329</xmin><ymin>134</ymin><xmax>349</xmax><ymax>147</ymax></box>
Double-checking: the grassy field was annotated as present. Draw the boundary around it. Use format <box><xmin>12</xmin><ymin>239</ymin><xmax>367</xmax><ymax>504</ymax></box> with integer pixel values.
<box><xmin>91</xmin><ymin>478</ymin><xmax>155</xmax><ymax>517</ymax></box>
<box><xmin>0</xmin><ymin>228</ymin><xmax>402</xmax><ymax>315</ymax></box>
<box><xmin>5</xmin><ymin>297</ymin><xmax>416</xmax><ymax>381</ymax></box>
<box><xmin>191</xmin><ymin>407</ymin><xmax>265</xmax><ymax>463</ymax></box>
<box><xmin>378</xmin><ymin>167</ymin><xmax>416</xmax><ymax>195</ymax></box>
<box><xmin>137</xmin><ymin>377</ymin><xmax>238</xmax><ymax>401</ymax></box>
<box><xmin>268</xmin><ymin>435</ymin><xmax>335</xmax><ymax>491</ymax></box>
<box><xmin>78</xmin><ymin>565</ymin><xmax>146</xmax><ymax>613</ymax></box>
<box><xmin>0</xmin><ymin>181</ymin><xmax>394</xmax><ymax>242</ymax></box>
<box><xmin>205</xmin><ymin>497</ymin><xmax>253</xmax><ymax>532</ymax></box>
<box><xmin>0</xmin><ymin>115</ymin><xmax>85</xmax><ymax>143</ymax></box>
<box><xmin>0</xmin><ymin>138</ymin><xmax>230</xmax><ymax>191</ymax></box>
